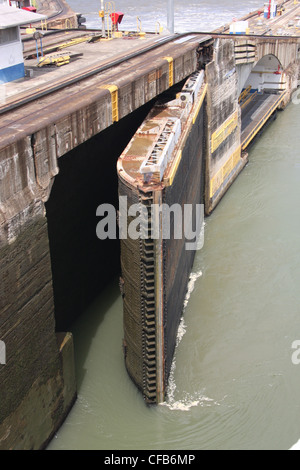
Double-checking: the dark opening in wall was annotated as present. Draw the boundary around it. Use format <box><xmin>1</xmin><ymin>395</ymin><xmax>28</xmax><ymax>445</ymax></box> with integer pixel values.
<box><xmin>45</xmin><ymin>100</ymin><xmax>156</xmax><ymax>331</ymax></box>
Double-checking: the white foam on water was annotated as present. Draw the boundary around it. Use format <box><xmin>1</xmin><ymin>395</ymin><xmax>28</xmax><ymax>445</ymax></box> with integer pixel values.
<box><xmin>161</xmin><ymin>269</ymin><xmax>207</xmax><ymax>411</ymax></box>
<box><xmin>290</xmin><ymin>439</ymin><xmax>300</xmax><ymax>450</ymax></box>
<box><xmin>183</xmin><ymin>269</ymin><xmax>203</xmax><ymax>309</ymax></box>
<box><xmin>163</xmin><ymin>359</ymin><xmax>217</xmax><ymax>411</ymax></box>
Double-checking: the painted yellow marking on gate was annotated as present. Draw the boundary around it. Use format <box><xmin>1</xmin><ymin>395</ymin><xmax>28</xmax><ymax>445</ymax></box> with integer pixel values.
<box><xmin>166</xmin><ymin>84</ymin><xmax>207</xmax><ymax>187</ymax></box>
<box><xmin>211</xmin><ymin>110</ymin><xmax>239</xmax><ymax>154</ymax></box>
<box><xmin>192</xmin><ymin>84</ymin><xmax>208</xmax><ymax>124</ymax></box>
<box><xmin>210</xmin><ymin>145</ymin><xmax>241</xmax><ymax>198</ymax></box>
<box><xmin>166</xmin><ymin>149</ymin><xmax>182</xmax><ymax>186</ymax></box>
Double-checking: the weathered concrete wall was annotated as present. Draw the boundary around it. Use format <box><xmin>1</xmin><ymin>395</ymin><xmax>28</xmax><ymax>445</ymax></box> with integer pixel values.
<box><xmin>205</xmin><ymin>38</ymin><xmax>247</xmax><ymax>214</ymax></box>
<box><xmin>235</xmin><ymin>37</ymin><xmax>300</xmax><ymax>107</ymax></box>
<box><xmin>255</xmin><ymin>38</ymin><xmax>299</xmax><ymax>71</ymax></box>
<box><xmin>281</xmin><ymin>62</ymin><xmax>300</xmax><ymax>108</ymax></box>
<box><xmin>0</xmin><ymin>131</ymin><xmax>76</xmax><ymax>449</ymax></box>
<box><xmin>205</xmin><ymin>36</ymin><xmax>300</xmax><ymax>214</ymax></box>
<box><xmin>255</xmin><ymin>38</ymin><xmax>299</xmax><ymax>107</ymax></box>
<box><xmin>0</xmin><ymin>215</ymin><xmax>76</xmax><ymax>449</ymax></box>
<box><xmin>0</xmin><ymin>0</ymin><xmax>81</xmax><ymax>447</ymax></box>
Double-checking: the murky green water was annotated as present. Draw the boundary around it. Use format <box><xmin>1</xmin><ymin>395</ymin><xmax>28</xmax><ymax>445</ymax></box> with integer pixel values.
<box><xmin>47</xmin><ymin>0</ymin><xmax>300</xmax><ymax>451</ymax></box>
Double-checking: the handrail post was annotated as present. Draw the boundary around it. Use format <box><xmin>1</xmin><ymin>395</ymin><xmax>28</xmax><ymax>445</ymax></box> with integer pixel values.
<box><xmin>167</xmin><ymin>0</ymin><xmax>174</xmax><ymax>33</ymax></box>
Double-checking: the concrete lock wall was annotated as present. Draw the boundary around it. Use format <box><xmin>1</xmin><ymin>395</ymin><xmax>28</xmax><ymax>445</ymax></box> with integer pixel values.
<box><xmin>205</xmin><ymin>38</ymin><xmax>247</xmax><ymax>215</ymax></box>
<box><xmin>204</xmin><ymin>36</ymin><xmax>300</xmax><ymax>215</ymax></box>
<box><xmin>0</xmin><ymin>136</ymin><xmax>76</xmax><ymax>449</ymax></box>
<box><xmin>254</xmin><ymin>39</ymin><xmax>300</xmax><ymax>108</ymax></box>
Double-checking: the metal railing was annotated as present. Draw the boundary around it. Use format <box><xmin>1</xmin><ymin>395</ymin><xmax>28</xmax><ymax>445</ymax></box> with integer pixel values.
<box><xmin>105</xmin><ymin>1</ymin><xmax>115</xmax><ymax>39</ymax></box>
<box><xmin>140</xmin><ymin>118</ymin><xmax>182</xmax><ymax>182</ymax></box>
<box><xmin>242</xmin><ymin>91</ymin><xmax>287</xmax><ymax>149</ymax></box>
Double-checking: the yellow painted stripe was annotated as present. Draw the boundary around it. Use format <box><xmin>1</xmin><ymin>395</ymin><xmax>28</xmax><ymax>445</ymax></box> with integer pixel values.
<box><xmin>166</xmin><ymin>150</ymin><xmax>182</xmax><ymax>186</ymax></box>
<box><xmin>166</xmin><ymin>85</ymin><xmax>207</xmax><ymax>187</ymax></box>
<box><xmin>211</xmin><ymin>110</ymin><xmax>239</xmax><ymax>154</ymax></box>
<box><xmin>163</xmin><ymin>56</ymin><xmax>174</xmax><ymax>87</ymax></box>
<box><xmin>240</xmin><ymin>91</ymin><xmax>257</xmax><ymax>110</ymax></box>
<box><xmin>210</xmin><ymin>146</ymin><xmax>241</xmax><ymax>199</ymax></box>
<box><xmin>100</xmin><ymin>84</ymin><xmax>119</xmax><ymax>122</ymax></box>
<box><xmin>54</xmin><ymin>36</ymin><xmax>91</xmax><ymax>51</ymax></box>
<box><xmin>192</xmin><ymin>84</ymin><xmax>208</xmax><ymax>124</ymax></box>
<box><xmin>239</xmin><ymin>85</ymin><xmax>251</xmax><ymax>103</ymax></box>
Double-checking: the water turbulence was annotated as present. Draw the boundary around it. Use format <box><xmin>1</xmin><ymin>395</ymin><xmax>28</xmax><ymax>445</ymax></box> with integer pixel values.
<box><xmin>163</xmin><ymin>268</ymin><xmax>210</xmax><ymax>412</ymax></box>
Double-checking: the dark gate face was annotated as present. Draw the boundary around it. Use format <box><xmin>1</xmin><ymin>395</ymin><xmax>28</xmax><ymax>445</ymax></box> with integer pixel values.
<box><xmin>119</xmin><ymin>104</ymin><xmax>205</xmax><ymax>404</ymax></box>
<box><xmin>163</xmin><ymin>105</ymin><xmax>205</xmax><ymax>388</ymax></box>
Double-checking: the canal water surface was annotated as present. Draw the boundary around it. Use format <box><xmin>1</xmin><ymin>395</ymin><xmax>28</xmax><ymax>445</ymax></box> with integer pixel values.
<box><xmin>48</xmin><ymin>0</ymin><xmax>300</xmax><ymax>450</ymax></box>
